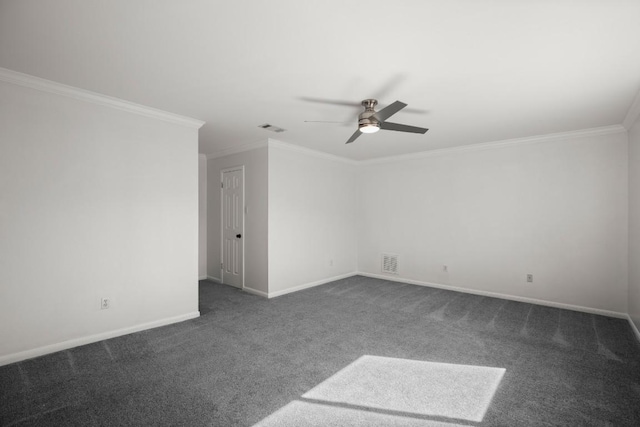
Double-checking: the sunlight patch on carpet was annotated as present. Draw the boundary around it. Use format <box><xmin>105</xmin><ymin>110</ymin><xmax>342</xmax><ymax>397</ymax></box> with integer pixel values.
<box><xmin>253</xmin><ymin>401</ymin><xmax>472</xmax><ymax>427</ymax></box>
<box><xmin>252</xmin><ymin>355</ymin><xmax>505</xmax><ymax>426</ymax></box>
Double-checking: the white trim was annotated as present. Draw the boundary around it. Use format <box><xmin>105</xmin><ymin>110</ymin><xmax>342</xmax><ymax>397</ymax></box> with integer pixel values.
<box><xmin>243</xmin><ymin>287</ymin><xmax>269</xmax><ymax>298</ymax></box>
<box><xmin>357</xmin><ymin>272</ymin><xmax>627</xmax><ymax>319</ymax></box>
<box><xmin>267</xmin><ymin>138</ymin><xmax>358</xmax><ymax>165</ymax></box>
<box><xmin>207</xmin><ymin>137</ymin><xmax>357</xmax><ymax>164</ymax></box>
<box><xmin>359</xmin><ymin>125</ymin><xmax>627</xmax><ymax>166</ymax></box>
<box><xmin>268</xmin><ymin>272</ymin><xmax>359</xmax><ymax>299</ymax></box>
<box><xmin>205</xmin><ymin>125</ymin><xmax>627</xmax><ymax>165</ymax></box>
<box><xmin>627</xmin><ymin>315</ymin><xmax>640</xmax><ymax>343</ymax></box>
<box><xmin>0</xmin><ymin>311</ymin><xmax>200</xmax><ymax>367</ymax></box>
<box><xmin>206</xmin><ymin>140</ymin><xmax>268</xmax><ymax>159</ymax></box>
<box><xmin>0</xmin><ymin>67</ymin><xmax>204</xmax><ymax>129</ymax></box>
<box><xmin>206</xmin><ymin>275</ymin><xmax>222</xmax><ymax>283</ymax></box>
<box><xmin>623</xmin><ymin>88</ymin><xmax>640</xmax><ymax>130</ymax></box>
<box><xmin>199</xmin><ymin>154</ymin><xmax>208</xmax><ymax>284</ymax></box>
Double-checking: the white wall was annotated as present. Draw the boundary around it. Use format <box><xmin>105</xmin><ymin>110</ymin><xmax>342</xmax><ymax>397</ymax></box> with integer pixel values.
<box><xmin>629</xmin><ymin>118</ymin><xmax>640</xmax><ymax>332</ymax></box>
<box><xmin>268</xmin><ymin>141</ymin><xmax>358</xmax><ymax>296</ymax></box>
<box><xmin>199</xmin><ymin>154</ymin><xmax>207</xmax><ymax>280</ymax></box>
<box><xmin>0</xmin><ymin>75</ymin><xmax>202</xmax><ymax>365</ymax></box>
<box><xmin>207</xmin><ymin>146</ymin><xmax>269</xmax><ymax>294</ymax></box>
<box><xmin>357</xmin><ymin>130</ymin><xmax>629</xmax><ymax>314</ymax></box>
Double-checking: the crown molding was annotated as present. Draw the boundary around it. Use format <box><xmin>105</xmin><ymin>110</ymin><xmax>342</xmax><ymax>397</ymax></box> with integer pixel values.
<box><xmin>267</xmin><ymin>138</ymin><xmax>358</xmax><ymax>165</ymax></box>
<box><xmin>623</xmin><ymin>87</ymin><xmax>640</xmax><ymax>130</ymax></box>
<box><xmin>206</xmin><ymin>138</ymin><xmax>356</xmax><ymax>164</ymax></box>
<box><xmin>206</xmin><ymin>124</ymin><xmax>626</xmax><ymax>166</ymax></box>
<box><xmin>0</xmin><ymin>67</ymin><xmax>204</xmax><ymax>129</ymax></box>
<box><xmin>206</xmin><ymin>139</ymin><xmax>269</xmax><ymax>160</ymax></box>
<box><xmin>358</xmin><ymin>124</ymin><xmax>627</xmax><ymax>166</ymax></box>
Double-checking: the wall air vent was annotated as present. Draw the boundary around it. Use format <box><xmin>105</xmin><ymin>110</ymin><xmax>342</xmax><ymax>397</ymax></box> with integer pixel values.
<box><xmin>258</xmin><ymin>123</ymin><xmax>286</xmax><ymax>133</ymax></box>
<box><xmin>381</xmin><ymin>253</ymin><xmax>399</xmax><ymax>275</ymax></box>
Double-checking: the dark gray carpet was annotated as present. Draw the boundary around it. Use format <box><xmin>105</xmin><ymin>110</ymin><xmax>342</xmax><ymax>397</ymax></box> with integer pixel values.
<box><xmin>1</xmin><ymin>275</ymin><xmax>640</xmax><ymax>426</ymax></box>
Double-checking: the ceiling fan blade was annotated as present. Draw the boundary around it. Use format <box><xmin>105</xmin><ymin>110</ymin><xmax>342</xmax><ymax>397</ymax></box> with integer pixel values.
<box><xmin>299</xmin><ymin>97</ymin><xmax>361</xmax><ymax>108</ymax></box>
<box><xmin>304</xmin><ymin>120</ymin><xmax>351</xmax><ymax>123</ymax></box>
<box><xmin>380</xmin><ymin>121</ymin><xmax>429</xmax><ymax>134</ymax></box>
<box><xmin>372</xmin><ymin>74</ymin><xmax>407</xmax><ymax>100</ymax></box>
<box><xmin>372</xmin><ymin>101</ymin><xmax>407</xmax><ymax>122</ymax></box>
<box><xmin>402</xmin><ymin>107</ymin><xmax>429</xmax><ymax>114</ymax></box>
<box><xmin>345</xmin><ymin>129</ymin><xmax>362</xmax><ymax>144</ymax></box>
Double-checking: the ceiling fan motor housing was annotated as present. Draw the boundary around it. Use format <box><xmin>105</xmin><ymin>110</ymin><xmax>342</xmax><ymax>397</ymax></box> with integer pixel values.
<box><xmin>358</xmin><ymin>99</ymin><xmax>381</xmax><ymax>132</ymax></box>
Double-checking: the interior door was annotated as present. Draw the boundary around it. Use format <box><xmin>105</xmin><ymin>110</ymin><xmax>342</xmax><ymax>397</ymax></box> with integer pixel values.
<box><xmin>221</xmin><ymin>167</ymin><xmax>244</xmax><ymax>288</ymax></box>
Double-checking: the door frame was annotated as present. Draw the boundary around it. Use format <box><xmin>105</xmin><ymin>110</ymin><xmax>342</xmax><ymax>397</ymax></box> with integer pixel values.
<box><xmin>220</xmin><ymin>165</ymin><xmax>245</xmax><ymax>289</ymax></box>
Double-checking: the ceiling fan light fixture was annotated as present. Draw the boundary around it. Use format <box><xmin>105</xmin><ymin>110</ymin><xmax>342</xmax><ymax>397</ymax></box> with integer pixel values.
<box><xmin>359</xmin><ymin>123</ymin><xmax>380</xmax><ymax>134</ymax></box>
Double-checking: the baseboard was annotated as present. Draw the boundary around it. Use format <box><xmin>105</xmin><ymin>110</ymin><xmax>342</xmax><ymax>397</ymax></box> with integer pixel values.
<box><xmin>243</xmin><ymin>286</ymin><xmax>269</xmax><ymax>298</ymax></box>
<box><xmin>357</xmin><ymin>272</ymin><xmax>628</xmax><ymax>319</ymax></box>
<box><xmin>627</xmin><ymin>315</ymin><xmax>640</xmax><ymax>343</ymax></box>
<box><xmin>206</xmin><ymin>275</ymin><xmax>221</xmax><ymax>283</ymax></box>
<box><xmin>268</xmin><ymin>272</ymin><xmax>359</xmax><ymax>299</ymax></box>
<box><xmin>0</xmin><ymin>311</ymin><xmax>200</xmax><ymax>367</ymax></box>
<box><xmin>198</xmin><ymin>275</ymin><xmax>208</xmax><ymax>281</ymax></box>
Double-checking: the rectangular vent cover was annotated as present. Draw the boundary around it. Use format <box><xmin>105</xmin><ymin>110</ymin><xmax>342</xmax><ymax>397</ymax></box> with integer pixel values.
<box><xmin>258</xmin><ymin>123</ymin><xmax>286</xmax><ymax>133</ymax></box>
<box><xmin>381</xmin><ymin>253</ymin><xmax>399</xmax><ymax>275</ymax></box>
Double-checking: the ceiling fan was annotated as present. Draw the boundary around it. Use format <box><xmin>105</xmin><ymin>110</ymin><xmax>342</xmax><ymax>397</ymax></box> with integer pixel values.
<box><xmin>339</xmin><ymin>99</ymin><xmax>429</xmax><ymax>144</ymax></box>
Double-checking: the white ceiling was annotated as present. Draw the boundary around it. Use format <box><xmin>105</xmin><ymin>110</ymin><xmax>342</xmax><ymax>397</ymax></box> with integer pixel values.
<box><xmin>1</xmin><ymin>0</ymin><xmax>640</xmax><ymax>161</ymax></box>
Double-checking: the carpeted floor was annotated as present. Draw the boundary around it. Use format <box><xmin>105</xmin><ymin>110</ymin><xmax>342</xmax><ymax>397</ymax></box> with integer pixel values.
<box><xmin>1</xmin><ymin>275</ymin><xmax>640</xmax><ymax>426</ymax></box>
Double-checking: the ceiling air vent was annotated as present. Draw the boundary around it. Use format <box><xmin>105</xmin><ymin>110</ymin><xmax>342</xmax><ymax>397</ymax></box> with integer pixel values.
<box><xmin>381</xmin><ymin>253</ymin><xmax>399</xmax><ymax>275</ymax></box>
<box><xmin>258</xmin><ymin>123</ymin><xmax>286</xmax><ymax>133</ymax></box>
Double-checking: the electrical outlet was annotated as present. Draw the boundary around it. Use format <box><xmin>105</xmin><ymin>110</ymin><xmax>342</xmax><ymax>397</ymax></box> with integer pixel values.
<box><xmin>101</xmin><ymin>298</ymin><xmax>110</xmax><ymax>310</ymax></box>
<box><xmin>443</xmin><ymin>265</ymin><xmax>448</xmax><ymax>273</ymax></box>
<box><xmin>527</xmin><ymin>274</ymin><xmax>533</xmax><ymax>283</ymax></box>
<box><xmin>329</xmin><ymin>259</ymin><xmax>334</xmax><ymax>266</ymax></box>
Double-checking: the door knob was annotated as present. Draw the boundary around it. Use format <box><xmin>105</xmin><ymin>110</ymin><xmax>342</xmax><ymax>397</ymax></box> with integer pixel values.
<box><xmin>236</xmin><ymin>234</ymin><xmax>242</xmax><ymax>239</ymax></box>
